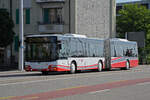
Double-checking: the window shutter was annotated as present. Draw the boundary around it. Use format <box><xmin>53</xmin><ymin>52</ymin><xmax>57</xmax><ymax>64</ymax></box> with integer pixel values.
<box><xmin>14</xmin><ymin>36</ymin><xmax>19</xmax><ymax>52</ymax></box>
<box><xmin>26</xmin><ymin>8</ymin><xmax>30</xmax><ymax>24</ymax></box>
<box><xmin>44</xmin><ymin>8</ymin><xmax>49</xmax><ymax>23</ymax></box>
<box><xmin>16</xmin><ymin>9</ymin><xmax>19</xmax><ymax>24</ymax></box>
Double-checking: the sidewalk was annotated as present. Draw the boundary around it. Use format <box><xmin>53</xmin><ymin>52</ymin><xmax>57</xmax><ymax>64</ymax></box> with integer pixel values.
<box><xmin>0</xmin><ymin>64</ymin><xmax>31</xmax><ymax>75</ymax></box>
<box><xmin>0</xmin><ymin>70</ymin><xmax>41</xmax><ymax>76</ymax></box>
<box><xmin>0</xmin><ymin>64</ymin><xmax>18</xmax><ymax>71</ymax></box>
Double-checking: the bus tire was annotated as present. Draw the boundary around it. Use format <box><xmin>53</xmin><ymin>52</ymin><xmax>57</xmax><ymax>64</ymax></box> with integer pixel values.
<box><xmin>98</xmin><ymin>61</ymin><xmax>103</xmax><ymax>72</ymax></box>
<box><xmin>125</xmin><ymin>61</ymin><xmax>130</xmax><ymax>70</ymax></box>
<box><xmin>41</xmin><ymin>71</ymin><xmax>49</xmax><ymax>75</ymax></box>
<box><xmin>70</xmin><ymin>62</ymin><xmax>76</xmax><ymax>74</ymax></box>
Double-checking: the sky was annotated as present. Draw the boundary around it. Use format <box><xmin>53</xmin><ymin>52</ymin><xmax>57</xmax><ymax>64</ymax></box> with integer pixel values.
<box><xmin>116</xmin><ymin>0</ymin><xmax>141</xmax><ymax>3</ymax></box>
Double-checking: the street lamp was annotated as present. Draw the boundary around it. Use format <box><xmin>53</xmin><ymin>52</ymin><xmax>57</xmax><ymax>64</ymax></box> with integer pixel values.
<box><xmin>19</xmin><ymin>0</ymin><xmax>24</xmax><ymax>71</ymax></box>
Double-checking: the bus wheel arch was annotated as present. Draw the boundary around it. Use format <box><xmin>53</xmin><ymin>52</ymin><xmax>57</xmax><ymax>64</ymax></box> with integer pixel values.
<box><xmin>70</xmin><ymin>61</ymin><xmax>77</xmax><ymax>74</ymax></box>
<box><xmin>98</xmin><ymin>60</ymin><xmax>103</xmax><ymax>72</ymax></box>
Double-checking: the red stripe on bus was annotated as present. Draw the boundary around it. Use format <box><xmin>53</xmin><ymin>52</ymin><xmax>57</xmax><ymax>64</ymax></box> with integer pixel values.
<box><xmin>111</xmin><ymin>57</ymin><xmax>122</xmax><ymax>61</ymax></box>
<box><xmin>78</xmin><ymin>64</ymin><xmax>98</xmax><ymax>68</ymax></box>
<box><xmin>79</xmin><ymin>67</ymin><xmax>98</xmax><ymax>70</ymax></box>
<box><xmin>111</xmin><ymin>61</ymin><xmax>126</xmax><ymax>68</ymax></box>
<box><xmin>54</xmin><ymin>65</ymin><xmax>70</xmax><ymax>68</ymax></box>
<box><xmin>55</xmin><ymin>67</ymin><xmax>70</xmax><ymax>71</ymax></box>
<box><xmin>130</xmin><ymin>60</ymin><xmax>139</xmax><ymax>67</ymax></box>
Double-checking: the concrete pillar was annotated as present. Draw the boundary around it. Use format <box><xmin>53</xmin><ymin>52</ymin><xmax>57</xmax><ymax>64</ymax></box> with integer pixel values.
<box><xmin>110</xmin><ymin>0</ymin><xmax>116</xmax><ymax>38</ymax></box>
<box><xmin>105</xmin><ymin>0</ymin><xmax>116</xmax><ymax>69</ymax></box>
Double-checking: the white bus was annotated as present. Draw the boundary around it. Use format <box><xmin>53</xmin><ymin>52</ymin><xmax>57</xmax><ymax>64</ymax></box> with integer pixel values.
<box><xmin>25</xmin><ymin>34</ymin><xmax>105</xmax><ymax>74</ymax></box>
<box><xmin>24</xmin><ymin>34</ymin><xmax>138</xmax><ymax>74</ymax></box>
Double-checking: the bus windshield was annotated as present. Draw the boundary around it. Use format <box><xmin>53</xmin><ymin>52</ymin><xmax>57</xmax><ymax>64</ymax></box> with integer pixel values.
<box><xmin>25</xmin><ymin>36</ymin><xmax>59</xmax><ymax>62</ymax></box>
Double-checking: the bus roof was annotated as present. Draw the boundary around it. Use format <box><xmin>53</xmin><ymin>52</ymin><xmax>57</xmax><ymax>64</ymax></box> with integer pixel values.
<box><xmin>111</xmin><ymin>38</ymin><xmax>137</xmax><ymax>44</ymax></box>
<box><xmin>111</xmin><ymin>38</ymin><xmax>128</xmax><ymax>41</ymax></box>
<box><xmin>25</xmin><ymin>34</ymin><xmax>87</xmax><ymax>38</ymax></box>
<box><xmin>25</xmin><ymin>34</ymin><xmax>62</xmax><ymax>37</ymax></box>
<box><xmin>25</xmin><ymin>34</ymin><xmax>104</xmax><ymax>40</ymax></box>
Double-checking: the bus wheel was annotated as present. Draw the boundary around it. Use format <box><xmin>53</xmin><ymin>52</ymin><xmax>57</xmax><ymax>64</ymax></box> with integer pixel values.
<box><xmin>70</xmin><ymin>62</ymin><xmax>76</xmax><ymax>74</ymax></box>
<box><xmin>125</xmin><ymin>61</ymin><xmax>130</xmax><ymax>70</ymax></box>
<box><xmin>41</xmin><ymin>71</ymin><xmax>49</xmax><ymax>75</ymax></box>
<box><xmin>98</xmin><ymin>61</ymin><xmax>103</xmax><ymax>72</ymax></box>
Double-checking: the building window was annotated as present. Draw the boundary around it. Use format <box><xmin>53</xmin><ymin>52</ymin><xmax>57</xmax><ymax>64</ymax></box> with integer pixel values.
<box><xmin>16</xmin><ymin>8</ymin><xmax>30</xmax><ymax>24</ymax></box>
<box><xmin>43</xmin><ymin>8</ymin><xmax>63</xmax><ymax>24</ymax></box>
<box><xmin>141</xmin><ymin>4</ymin><xmax>149</xmax><ymax>9</ymax></box>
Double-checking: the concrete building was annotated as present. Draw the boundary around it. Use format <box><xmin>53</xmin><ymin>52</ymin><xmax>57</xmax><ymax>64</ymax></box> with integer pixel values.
<box><xmin>0</xmin><ymin>0</ymin><xmax>116</xmax><ymax>68</ymax></box>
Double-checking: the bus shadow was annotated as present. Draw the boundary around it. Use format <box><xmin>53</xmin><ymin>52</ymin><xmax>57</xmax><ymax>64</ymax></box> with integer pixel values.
<box><xmin>0</xmin><ymin>71</ymin><xmax>72</xmax><ymax>78</ymax></box>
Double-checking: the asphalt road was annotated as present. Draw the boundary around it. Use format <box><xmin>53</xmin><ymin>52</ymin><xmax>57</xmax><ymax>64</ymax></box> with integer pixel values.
<box><xmin>0</xmin><ymin>65</ymin><xmax>150</xmax><ymax>100</ymax></box>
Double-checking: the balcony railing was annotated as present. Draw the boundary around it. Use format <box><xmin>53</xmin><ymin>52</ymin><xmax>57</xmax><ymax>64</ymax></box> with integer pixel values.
<box><xmin>36</xmin><ymin>0</ymin><xmax>65</xmax><ymax>3</ymax></box>
<box><xmin>38</xmin><ymin>21</ymin><xmax>64</xmax><ymax>25</ymax></box>
<box><xmin>38</xmin><ymin>22</ymin><xmax>64</xmax><ymax>33</ymax></box>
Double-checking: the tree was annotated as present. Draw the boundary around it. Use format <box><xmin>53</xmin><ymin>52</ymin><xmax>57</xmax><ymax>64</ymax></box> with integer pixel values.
<box><xmin>117</xmin><ymin>4</ymin><xmax>150</xmax><ymax>38</ymax></box>
<box><xmin>0</xmin><ymin>9</ymin><xmax>15</xmax><ymax>47</ymax></box>
<box><xmin>117</xmin><ymin>4</ymin><xmax>150</xmax><ymax>64</ymax></box>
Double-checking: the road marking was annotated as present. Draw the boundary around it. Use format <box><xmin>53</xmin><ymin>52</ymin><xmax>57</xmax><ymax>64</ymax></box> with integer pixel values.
<box><xmin>57</xmin><ymin>85</ymin><xmax>87</xmax><ymax>91</ymax></box>
<box><xmin>0</xmin><ymin>96</ymin><xmax>15</xmax><ymax>100</ymax></box>
<box><xmin>8</xmin><ymin>78</ymin><xmax>150</xmax><ymax>100</ymax></box>
<box><xmin>137</xmin><ymin>82</ymin><xmax>150</xmax><ymax>86</ymax></box>
<box><xmin>89</xmin><ymin>89</ymin><xmax>110</xmax><ymax>94</ymax></box>
<box><xmin>21</xmin><ymin>96</ymin><xmax>39</xmax><ymax>100</ymax></box>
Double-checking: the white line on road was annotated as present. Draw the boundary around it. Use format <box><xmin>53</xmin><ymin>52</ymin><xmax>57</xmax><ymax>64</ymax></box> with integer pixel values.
<box><xmin>136</xmin><ymin>82</ymin><xmax>150</xmax><ymax>86</ymax></box>
<box><xmin>89</xmin><ymin>89</ymin><xmax>110</xmax><ymax>94</ymax></box>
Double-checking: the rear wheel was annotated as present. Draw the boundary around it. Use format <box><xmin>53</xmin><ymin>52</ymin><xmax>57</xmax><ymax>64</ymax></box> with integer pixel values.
<box><xmin>98</xmin><ymin>61</ymin><xmax>103</xmax><ymax>72</ymax></box>
<box><xmin>70</xmin><ymin>62</ymin><xmax>76</xmax><ymax>74</ymax></box>
<box><xmin>125</xmin><ymin>61</ymin><xmax>130</xmax><ymax>70</ymax></box>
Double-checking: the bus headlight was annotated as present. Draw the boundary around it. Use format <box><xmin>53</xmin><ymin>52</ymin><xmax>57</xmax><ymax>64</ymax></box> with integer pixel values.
<box><xmin>25</xmin><ymin>65</ymin><xmax>32</xmax><ymax>71</ymax></box>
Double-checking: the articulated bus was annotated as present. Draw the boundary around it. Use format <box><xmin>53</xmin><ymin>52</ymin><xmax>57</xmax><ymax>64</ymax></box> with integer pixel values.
<box><xmin>24</xmin><ymin>34</ymin><xmax>138</xmax><ymax>74</ymax></box>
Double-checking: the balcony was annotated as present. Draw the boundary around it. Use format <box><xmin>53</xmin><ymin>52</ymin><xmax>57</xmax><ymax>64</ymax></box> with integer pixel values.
<box><xmin>38</xmin><ymin>22</ymin><xmax>64</xmax><ymax>33</ymax></box>
<box><xmin>36</xmin><ymin>0</ymin><xmax>65</xmax><ymax>3</ymax></box>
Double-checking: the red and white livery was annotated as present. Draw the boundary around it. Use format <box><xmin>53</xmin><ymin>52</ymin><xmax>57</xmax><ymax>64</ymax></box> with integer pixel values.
<box><xmin>24</xmin><ymin>34</ymin><xmax>138</xmax><ymax>74</ymax></box>
<box><xmin>110</xmin><ymin>38</ymin><xmax>138</xmax><ymax>69</ymax></box>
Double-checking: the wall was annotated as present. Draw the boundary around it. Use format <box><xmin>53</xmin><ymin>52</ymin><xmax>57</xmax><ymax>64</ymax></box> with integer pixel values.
<box><xmin>75</xmin><ymin>0</ymin><xmax>116</xmax><ymax>38</ymax></box>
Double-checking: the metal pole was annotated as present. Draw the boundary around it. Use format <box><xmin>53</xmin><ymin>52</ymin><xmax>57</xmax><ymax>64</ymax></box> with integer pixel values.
<box><xmin>10</xmin><ymin>0</ymin><xmax>13</xmax><ymax>64</ymax></box>
<box><xmin>19</xmin><ymin>0</ymin><xmax>24</xmax><ymax>71</ymax></box>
